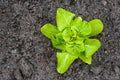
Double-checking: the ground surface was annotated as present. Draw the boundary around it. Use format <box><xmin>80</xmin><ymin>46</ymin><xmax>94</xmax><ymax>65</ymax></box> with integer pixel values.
<box><xmin>0</xmin><ymin>0</ymin><xmax>120</xmax><ymax>80</ymax></box>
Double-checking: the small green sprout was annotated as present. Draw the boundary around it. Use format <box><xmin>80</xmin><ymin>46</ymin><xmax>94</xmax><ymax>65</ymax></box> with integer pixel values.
<box><xmin>40</xmin><ymin>8</ymin><xmax>103</xmax><ymax>74</ymax></box>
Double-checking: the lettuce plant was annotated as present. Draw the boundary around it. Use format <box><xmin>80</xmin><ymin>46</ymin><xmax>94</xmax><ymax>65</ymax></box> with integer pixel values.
<box><xmin>40</xmin><ymin>8</ymin><xmax>103</xmax><ymax>74</ymax></box>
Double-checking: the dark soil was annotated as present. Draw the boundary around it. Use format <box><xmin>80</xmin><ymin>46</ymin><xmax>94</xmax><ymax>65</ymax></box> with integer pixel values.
<box><xmin>0</xmin><ymin>0</ymin><xmax>120</xmax><ymax>80</ymax></box>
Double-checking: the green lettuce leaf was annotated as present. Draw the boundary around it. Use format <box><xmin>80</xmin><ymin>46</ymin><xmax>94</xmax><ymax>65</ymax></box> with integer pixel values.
<box><xmin>71</xmin><ymin>17</ymin><xmax>91</xmax><ymax>37</ymax></box>
<box><xmin>89</xmin><ymin>19</ymin><xmax>103</xmax><ymax>36</ymax></box>
<box><xmin>79</xmin><ymin>52</ymin><xmax>92</xmax><ymax>64</ymax></box>
<box><xmin>84</xmin><ymin>39</ymin><xmax>101</xmax><ymax>58</ymax></box>
<box><xmin>51</xmin><ymin>33</ymin><xmax>66</xmax><ymax>50</ymax></box>
<box><xmin>62</xmin><ymin>28</ymin><xmax>73</xmax><ymax>42</ymax></box>
<box><xmin>71</xmin><ymin>17</ymin><xmax>82</xmax><ymax>31</ymax></box>
<box><xmin>79</xmin><ymin>39</ymin><xmax>101</xmax><ymax>64</ymax></box>
<box><xmin>78</xmin><ymin>21</ymin><xmax>92</xmax><ymax>37</ymax></box>
<box><xmin>40</xmin><ymin>24</ymin><xmax>59</xmax><ymax>39</ymax></box>
<box><xmin>66</xmin><ymin>43</ymin><xmax>85</xmax><ymax>56</ymax></box>
<box><xmin>68</xmin><ymin>36</ymin><xmax>85</xmax><ymax>44</ymax></box>
<box><xmin>71</xmin><ymin>17</ymin><xmax>82</xmax><ymax>37</ymax></box>
<box><xmin>56</xmin><ymin>8</ymin><xmax>75</xmax><ymax>31</ymax></box>
<box><xmin>56</xmin><ymin>52</ymin><xmax>78</xmax><ymax>74</ymax></box>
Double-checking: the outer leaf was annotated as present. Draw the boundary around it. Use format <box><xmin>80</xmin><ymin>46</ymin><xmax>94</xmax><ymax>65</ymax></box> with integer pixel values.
<box><xmin>78</xmin><ymin>21</ymin><xmax>92</xmax><ymax>36</ymax></box>
<box><xmin>79</xmin><ymin>52</ymin><xmax>92</xmax><ymax>64</ymax></box>
<box><xmin>56</xmin><ymin>8</ymin><xmax>75</xmax><ymax>31</ymax></box>
<box><xmin>79</xmin><ymin>39</ymin><xmax>101</xmax><ymax>64</ymax></box>
<box><xmin>89</xmin><ymin>19</ymin><xmax>103</xmax><ymax>36</ymax></box>
<box><xmin>40</xmin><ymin>24</ymin><xmax>59</xmax><ymax>39</ymax></box>
<box><xmin>51</xmin><ymin>33</ymin><xmax>66</xmax><ymax>50</ymax></box>
<box><xmin>84</xmin><ymin>39</ymin><xmax>101</xmax><ymax>58</ymax></box>
<box><xmin>56</xmin><ymin>52</ymin><xmax>78</xmax><ymax>74</ymax></box>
